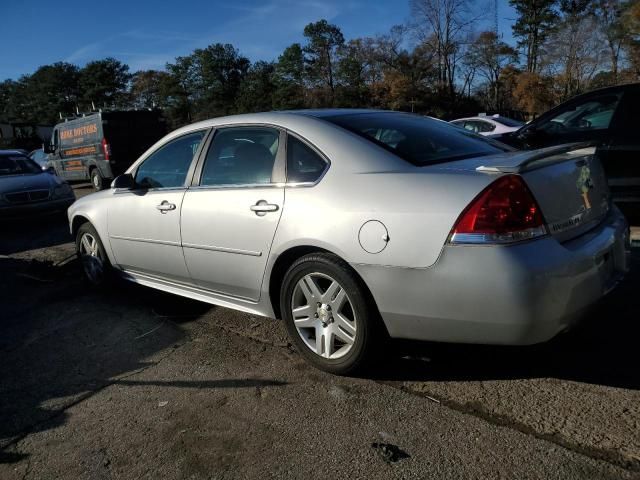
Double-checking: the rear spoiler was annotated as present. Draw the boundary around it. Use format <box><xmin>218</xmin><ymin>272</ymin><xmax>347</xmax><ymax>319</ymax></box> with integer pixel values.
<box><xmin>476</xmin><ymin>142</ymin><xmax>597</xmax><ymax>174</ymax></box>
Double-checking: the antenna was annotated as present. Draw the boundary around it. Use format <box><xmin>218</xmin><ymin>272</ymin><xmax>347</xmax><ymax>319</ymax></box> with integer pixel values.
<box><xmin>494</xmin><ymin>0</ymin><xmax>499</xmax><ymax>38</ymax></box>
<box><xmin>91</xmin><ymin>101</ymin><xmax>96</xmax><ymax>111</ymax></box>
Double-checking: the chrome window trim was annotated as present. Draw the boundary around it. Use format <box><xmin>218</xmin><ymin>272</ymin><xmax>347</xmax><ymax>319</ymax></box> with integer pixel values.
<box><xmin>112</xmin><ymin>186</ymin><xmax>187</xmax><ymax>195</ymax></box>
<box><xmin>188</xmin><ymin>183</ymin><xmax>285</xmax><ymax>192</ymax></box>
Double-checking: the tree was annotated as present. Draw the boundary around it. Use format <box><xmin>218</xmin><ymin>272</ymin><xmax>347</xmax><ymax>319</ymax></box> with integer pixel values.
<box><xmin>131</xmin><ymin>70</ymin><xmax>174</xmax><ymax>109</ymax></box>
<box><xmin>302</xmin><ymin>20</ymin><xmax>345</xmax><ymax>105</ymax></box>
<box><xmin>410</xmin><ymin>0</ymin><xmax>479</xmax><ymax>98</ymax></box>
<box><xmin>79</xmin><ymin>58</ymin><xmax>131</xmax><ymax>109</ymax></box>
<box><xmin>546</xmin><ymin>0</ymin><xmax>605</xmax><ymax>98</ymax></box>
<box><xmin>595</xmin><ymin>0</ymin><xmax>627</xmax><ymax>81</ymax></box>
<box><xmin>18</xmin><ymin>63</ymin><xmax>81</xmax><ymax>124</ymax></box>
<box><xmin>512</xmin><ymin>71</ymin><xmax>555</xmax><ymax>116</ymax></box>
<box><xmin>621</xmin><ymin>0</ymin><xmax>640</xmax><ymax>79</ymax></box>
<box><xmin>510</xmin><ymin>0</ymin><xmax>559</xmax><ymax>73</ymax></box>
<box><xmin>466</xmin><ymin>31</ymin><xmax>518</xmax><ymax>109</ymax></box>
<box><xmin>236</xmin><ymin>61</ymin><xmax>277</xmax><ymax>113</ymax></box>
<box><xmin>167</xmin><ymin>43</ymin><xmax>250</xmax><ymax>119</ymax></box>
<box><xmin>273</xmin><ymin>43</ymin><xmax>307</xmax><ymax>109</ymax></box>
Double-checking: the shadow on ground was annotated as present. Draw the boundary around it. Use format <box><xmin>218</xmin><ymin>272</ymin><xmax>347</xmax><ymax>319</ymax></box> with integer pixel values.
<box><xmin>0</xmin><ymin>255</ymin><xmax>284</xmax><ymax>465</ymax></box>
<box><xmin>0</xmin><ymin>215</ymin><xmax>72</xmax><ymax>256</ymax></box>
<box><xmin>372</xmin><ymin>248</ymin><xmax>640</xmax><ymax>391</ymax></box>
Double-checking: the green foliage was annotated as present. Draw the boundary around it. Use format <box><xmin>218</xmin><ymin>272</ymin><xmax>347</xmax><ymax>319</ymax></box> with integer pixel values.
<box><xmin>509</xmin><ymin>0</ymin><xmax>559</xmax><ymax>72</ymax></box>
<box><xmin>79</xmin><ymin>58</ymin><xmax>131</xmax><ymax>109</ymax></box>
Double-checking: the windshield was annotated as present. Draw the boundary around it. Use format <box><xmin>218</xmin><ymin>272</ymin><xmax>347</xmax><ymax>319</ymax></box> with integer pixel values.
<box><xmin>0</xmin><ymin>154</ymin><xmax>43</xmax><ymax>176</ymax></box>
<box><xmin>323</xmin><ymin>112</ymin><xmax>509</xmax><ymax>166</ymax></box>
<box><xmin>492</xmin><ymin>116</ymin><xmax>523</xmax><ymax>128</ymax></box>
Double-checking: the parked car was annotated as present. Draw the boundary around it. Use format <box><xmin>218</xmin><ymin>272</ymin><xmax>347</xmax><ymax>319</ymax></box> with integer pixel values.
<box><xmin>0</xmin><ymin>150</ymin><xmax>75</xmax><ymax>219</ymax></box>
<box><xmin>68</xmin><ymin>110</ymin><xmax>630</xmax><ymax>374</ymax></box>
<box><xmin>494</xmin><ymin>83</ymin><xmax>640</xmax><ymax>219</ymax></box>
<box><xmin>29</xmin><ymin>148</ymin><xmax>49</xmax><ymax>170</ymax></box>
<box><xmin>44</xmin><ymin>110</ymin><xmax>167</xmax><ymax>191</ymax></box>
<box><xmin>450</xmin><ymin>115</ymin><xmax>524</xmax><ymax>135</ymax></box>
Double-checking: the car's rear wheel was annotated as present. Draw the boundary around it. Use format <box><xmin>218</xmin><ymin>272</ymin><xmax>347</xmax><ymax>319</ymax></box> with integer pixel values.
<box><xmin>76</xmin><ymin>223</ymin><xmax>111</xmax><ymax>286</ymax></box>
<box><xmin>90</xmin><ymin>168</ymin><xmax>104</xmax><ymax>191</ymax></box>
<box><xmin>280</xmin><ymin>253</ymin><xmax>379</xmax><ymax>375</ymax></box>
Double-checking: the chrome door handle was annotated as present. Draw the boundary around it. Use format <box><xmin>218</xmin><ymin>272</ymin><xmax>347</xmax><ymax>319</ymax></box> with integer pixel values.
<box><xmin>250</xmin><ymin>200</ymin><xmax>279</xmax><ymax>216</ymax></box>
<box><xmin>156</xmin><ymin>200</ymin><xmax>176</xmax><ymax>213</ymax></box>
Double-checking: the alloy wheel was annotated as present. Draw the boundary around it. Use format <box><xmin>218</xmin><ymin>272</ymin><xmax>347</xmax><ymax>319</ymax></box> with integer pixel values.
<box><xmin>291</xmin><ymin>272</ymin><xmax>357</xmax><ymax>359</ymax></box>
<box><xmin>79</xmin><ymin>232</ymin><xmax>104</xmax><ymax>283</ymax></box>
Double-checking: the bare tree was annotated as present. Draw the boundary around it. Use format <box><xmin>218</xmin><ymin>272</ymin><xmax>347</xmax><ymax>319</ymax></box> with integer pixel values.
<box><xmin>410</xmin><ymin>0</ymin><xmax>482</xmax><ymax>97</ymax></box>
<box><xmin>595</xmin><ymin>0</ymin><xmax>626</xmax><ymax>80</ymax></box>
<box><xmin>466</xmin><ymin>31</ymin><xmax>518</xmax><ymax>109</ymax></box>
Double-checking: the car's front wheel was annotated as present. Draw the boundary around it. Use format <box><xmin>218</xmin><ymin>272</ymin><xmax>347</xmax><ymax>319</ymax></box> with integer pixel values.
<box><xmin>76</xmin><ymin>223</ymin><xmax>111</xmax><ymax>286</ymax></box>
<box><xmin>280</xmin><ymin>253</ymin><xmax>380</xmax><ymax>375</ymax></box>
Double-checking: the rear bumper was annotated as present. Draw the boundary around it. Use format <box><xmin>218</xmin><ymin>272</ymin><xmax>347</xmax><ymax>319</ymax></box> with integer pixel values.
<box><xmin>0</xmin><ymin>197</ymin><xmax>75</xmax><ymax>219</ymax></box>
<box><xmin>354</xmin><ymin>207</ymin><xmax>630</xmax><ymax>345</ymax></box>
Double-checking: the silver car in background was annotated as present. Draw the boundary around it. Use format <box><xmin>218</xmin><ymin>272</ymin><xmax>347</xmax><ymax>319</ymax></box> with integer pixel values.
<box><xmin>0</xmin><ymin>150</ymin><xmax>75</xmax><ymax>219</ymax></box>
<box><xmin>68</xmin><ymin>110</ymin><xmax>630</xmax><ymax>374</ymax></box>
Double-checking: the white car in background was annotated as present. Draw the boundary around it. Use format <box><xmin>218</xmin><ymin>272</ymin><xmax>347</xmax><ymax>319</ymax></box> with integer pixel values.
<box><xmin>450</xmin><ymin>115</ymin><xmax>524</xmax><ymax>136</ymax></box>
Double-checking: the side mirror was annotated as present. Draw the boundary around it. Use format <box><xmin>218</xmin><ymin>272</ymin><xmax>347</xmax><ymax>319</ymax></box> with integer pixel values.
<box><xmin>112</xmin><ymin>173</ymin><xmax>135</xmax><ymax>190</ymax></box>
<box><xmin>45</xmin><ymin>166</ymin><xmax>56</xmax><ymax>175</ymax></box>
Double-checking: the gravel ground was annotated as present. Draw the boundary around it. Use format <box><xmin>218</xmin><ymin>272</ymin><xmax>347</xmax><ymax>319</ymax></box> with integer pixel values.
<box><xmin>1</xmin><ymin>186</ymin><xmax>639</xmax><ymax>479</ymax></box>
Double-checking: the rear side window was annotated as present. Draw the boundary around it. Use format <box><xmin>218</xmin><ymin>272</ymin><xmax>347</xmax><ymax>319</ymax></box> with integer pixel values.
<box><xmin>286</xmin><ymin>136</ymin><xmax>327</xmax><ymax>183</ymax></box>
<box><xmin>200</xmin><ymin>127</ymin><xmax>279</xmax><ymax>186</ymax></box>
<box><xmin>324</xmin><ymin>113</ymin><xmax>507</xmax><ymax>166</ymax></box>
<box><xmin>135</xmin><ymin>131</ymin><xmax>205</xmax><ymax>188</ymax></box>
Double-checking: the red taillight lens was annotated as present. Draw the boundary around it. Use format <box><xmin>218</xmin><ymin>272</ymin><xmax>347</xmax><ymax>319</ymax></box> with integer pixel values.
<box><xmin>101</xmin><ymin>138</ymin><xmax>111</xmax><ymax>161</ymax></box>
<box><xmin>449</xmin><ymin>174</ymin><xmax>547</xmax><ymax>244</ymax></box>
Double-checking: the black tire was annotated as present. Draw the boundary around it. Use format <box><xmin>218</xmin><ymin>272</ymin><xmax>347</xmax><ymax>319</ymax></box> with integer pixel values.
<box><xmin>76</xmin><ymin>222</ymin><xmax>112</xmax><ymax>287</ymax></box>
<box><xmin>90</xmin><ymin>168</ymin><xmax>105</xmax><ymax>191</ymax></box>
<box><xmin>280</xmin><ymin>252</ymin><xmax>381</xmax><ymax>375</ymax></box>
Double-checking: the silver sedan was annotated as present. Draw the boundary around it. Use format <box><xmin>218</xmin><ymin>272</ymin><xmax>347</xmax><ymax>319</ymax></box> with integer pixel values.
<box><xmin>68</xmin><ymin>110</ymin><xmax>630</xmax><ymax>374</ymax></box>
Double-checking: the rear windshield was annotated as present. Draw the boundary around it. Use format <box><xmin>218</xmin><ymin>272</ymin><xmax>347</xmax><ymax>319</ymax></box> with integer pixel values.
<box><xmin>492</xmin><ymin>116</ymin><xmax>524</xmax><ymax>128</ymax></box>
<box><xmin>0</xmin><ymin>154</ymin><xmax>42</xmax><ymax>176</ymax></box>
<box><xmin>323</xmin><ymin>112</ymin><xmax>508</xmax><ymax>166</ymax></box>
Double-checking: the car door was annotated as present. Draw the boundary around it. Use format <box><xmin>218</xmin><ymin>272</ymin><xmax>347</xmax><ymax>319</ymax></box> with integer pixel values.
<box><xmin>180</xmin><ymin>126</ymin><xmax>285</xmax><ymax>301</ymax></box>
<box><xmin>599</xmin><ymin>86</ymin><xmax>640</xmax><ymax>207</ymax></box>
<box><xmin>107</xmin><ymin>130</ymin><xmax>207</xmax><ymax>283</ymax></box>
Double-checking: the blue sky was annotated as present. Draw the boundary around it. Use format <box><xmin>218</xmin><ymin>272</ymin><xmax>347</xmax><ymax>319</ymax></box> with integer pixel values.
<box><xmin>1</xmin><ymin>0</ymin><xmax>517</xmax><ymax>81</ymax></box>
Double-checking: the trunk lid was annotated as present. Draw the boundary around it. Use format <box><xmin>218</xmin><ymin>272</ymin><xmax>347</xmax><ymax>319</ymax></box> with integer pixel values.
<box><xmin>438</xmin><ymin>143</ymin><xmax>611</xmax><ymax>242</ymax></box>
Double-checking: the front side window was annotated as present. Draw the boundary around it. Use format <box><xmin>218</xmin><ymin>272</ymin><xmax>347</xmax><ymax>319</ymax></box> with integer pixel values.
<box><xmin>325</xmin><ymin>112</ymin><xmax>508</xmax><ymax>166</ymax></box>
<box><xmin>286</xmin><ymin>136</ymin><xmax>327</xmax><ymax>183</ymax></box>
<box><xmin>135</xmin><ymin>131</ymin><xmax>205</xmax><ymax>189</ymax></box>
<box><xmin>539</xmin><ymin>93</ymin><xmax>622</xmax><ymax>135</ymax></box>
<box><xmin>200</xmin><ymin>127</ymin><xmax>279</xmax><ymax>186</ymax></box>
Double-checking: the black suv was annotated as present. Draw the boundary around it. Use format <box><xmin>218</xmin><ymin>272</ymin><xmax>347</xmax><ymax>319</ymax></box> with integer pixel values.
<box><xmin>495</xmin><ymin>83</ymin><xmax>640</xmax><ymax>221</ymax></box>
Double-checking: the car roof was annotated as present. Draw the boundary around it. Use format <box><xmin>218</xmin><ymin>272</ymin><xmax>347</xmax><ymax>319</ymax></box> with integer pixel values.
<box><xmin>166</xmin><ymin>109</ymin><xmax>410</xmax><ymax>137</ymax></box>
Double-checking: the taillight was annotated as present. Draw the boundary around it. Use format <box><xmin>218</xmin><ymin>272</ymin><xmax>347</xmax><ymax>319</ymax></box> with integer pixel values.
<box><xmin>449</xmin><ymin>174</ymin><xmax>547</xmax><ymax>244</ymax></box>
<box><xmin>101</xmin><ymin>138</ymin><xmax>111</xmax><ymax>161</ymax></box>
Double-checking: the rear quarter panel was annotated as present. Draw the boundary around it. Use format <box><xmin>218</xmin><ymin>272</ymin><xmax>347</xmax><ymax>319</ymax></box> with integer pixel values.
<box><xmin>273</xmin><ymin>167</ymin><xmax>496</xmax><ymax>268</ymax></box>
